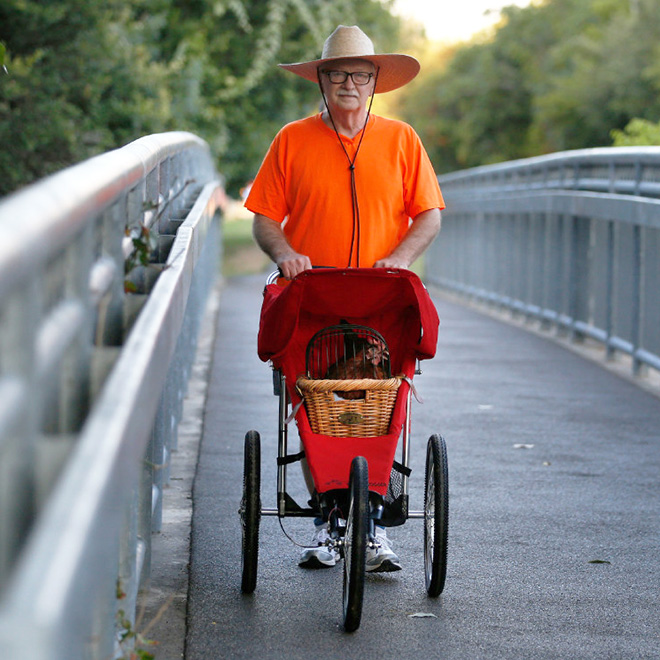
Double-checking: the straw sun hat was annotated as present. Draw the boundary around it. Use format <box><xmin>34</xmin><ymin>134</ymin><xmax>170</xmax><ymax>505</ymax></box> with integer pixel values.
<box><xmin>279</xmin><ymin>25</ymin><xmax>420</xmax><ymax>94</ymax></box>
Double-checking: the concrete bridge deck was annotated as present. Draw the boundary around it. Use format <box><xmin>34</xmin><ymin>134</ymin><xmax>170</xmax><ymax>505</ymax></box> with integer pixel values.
<box><xmin>149</xmin><ymin>272</ymin><xmax>660</xmax><ymax>660</ymax></box>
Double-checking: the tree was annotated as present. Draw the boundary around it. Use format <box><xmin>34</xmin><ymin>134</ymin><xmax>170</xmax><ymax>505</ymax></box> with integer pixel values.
<box><xmin>531</xmin><ymin>0</ymin><xmax>660</xmax><ymax>151</ymax></box>
<box><xmin>0</xmin><ymin>0</ymin><xmax>404</xmax><ymax>197</ymax></box>
<box><xmin>395</xmin><ymin>0</ymin><xmax>660</xmax><ymax>174</ymax></box>
<box><xmin>160</xmin><ymin>0</ymin><xmax>402</xmax><ymax>193</ymax></box>
<box><xmin>0</xmin><ymin>0</ymin><xmax>175</xmax><ymax>195</ymax></box>
<box><xmin>612</xmin><ymin>118</ymin><xmax>660</xmax><ymax>146</ymax></box>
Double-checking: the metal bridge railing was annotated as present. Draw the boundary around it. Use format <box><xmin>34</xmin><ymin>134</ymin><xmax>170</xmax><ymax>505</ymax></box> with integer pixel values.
<box><xmin>428</xmin><ymin>147</ymin><xmax>660</xmax><ymax>377</ymax></box>
<box><xmin>0</xmin><ymin>132</ymin><xmax>223</xmax><ymax>659</ymax></box>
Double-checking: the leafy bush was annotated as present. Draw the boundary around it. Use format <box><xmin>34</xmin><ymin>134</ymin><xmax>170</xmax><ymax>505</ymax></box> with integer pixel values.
<box><xmin>611</xmin><ymin>118</ymin><xmax>660</xmax><ymax>146</ymax></box>
<box><xmin>0</xmin><ymin>0</ymin><xmax>401</xmax><ymax>197</ymax></box>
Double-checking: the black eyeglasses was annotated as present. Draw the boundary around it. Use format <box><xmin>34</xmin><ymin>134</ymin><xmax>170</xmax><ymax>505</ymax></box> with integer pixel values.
<box><xmin>321</xmin><ymin>70</ymin><xmax>374</xmax><ymax>85</ymax></box>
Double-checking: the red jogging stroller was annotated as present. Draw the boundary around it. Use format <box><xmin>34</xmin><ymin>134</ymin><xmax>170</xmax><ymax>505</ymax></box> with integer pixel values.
<box><xmin>239</xmin><ymin>268</ymin><xmax>448</xmax><ymax>631</ymax></box>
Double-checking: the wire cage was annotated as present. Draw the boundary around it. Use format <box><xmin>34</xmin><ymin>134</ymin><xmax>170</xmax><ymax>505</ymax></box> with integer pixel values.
<box><xmin>296</xmin><ymin>323</ymin><xmax>402</xmax><ymax>437</ymax></box>
<box><xmin>305</xmin><ymin>323</ymin><xmax>392</xmax><ymax>382</ymax></box>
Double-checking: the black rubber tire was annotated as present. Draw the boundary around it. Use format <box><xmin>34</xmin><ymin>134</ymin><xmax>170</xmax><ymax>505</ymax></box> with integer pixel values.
<box><xmin>424</xmin><ymin>434</ymin><xmax>449</xmax><ymax>596</ymax></box>
<box><xmin>240</xmin><ymin>430</ymin><xmax>261</xmax><ymax>593</ymax></box>
<box><xmin>342</xmin><ymin>456</ymin><xmax>368</xmax><ymax>632</ymax></box>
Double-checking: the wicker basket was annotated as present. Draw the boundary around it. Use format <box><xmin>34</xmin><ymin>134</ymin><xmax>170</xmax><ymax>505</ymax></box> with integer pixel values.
<box><xmin>296</xmin><ymin>376</ymin><xmax>402</xmax><ymax>437</ymax></box>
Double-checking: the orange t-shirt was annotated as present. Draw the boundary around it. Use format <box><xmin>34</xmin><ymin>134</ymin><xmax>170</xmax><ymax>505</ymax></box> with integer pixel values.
<box><xmin>245</xmin><ymin>113</ymin><xmax>444</xmax><ymax>268</ymax></box>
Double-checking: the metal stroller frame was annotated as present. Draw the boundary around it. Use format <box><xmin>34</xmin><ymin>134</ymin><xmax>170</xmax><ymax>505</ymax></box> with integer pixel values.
<box><xmin>239</xmin><ymin>268</ymin><xmax>448</xmax><ymax>631</ymax></box>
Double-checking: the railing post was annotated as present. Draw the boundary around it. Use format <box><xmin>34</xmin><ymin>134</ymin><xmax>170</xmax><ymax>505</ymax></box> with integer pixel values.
<box><xmin>61</xmin><ymin>221</ymin><xmax>93</xmax><ymax>434</ymax></box>
<box><xmin>0</xmin><ymin>283</ymin><xmax>39</xmax><ymax>589</ymax></box>
<box><xmin>569</xmin><ymin>215</ymin><xmax>589</xmax><ymax>342</ymax></box>
<box><xmin>605</xmin><ymin>221</ymin><xmax>616</xmax><ymax>360</ymax></box>
<box><xmin>98</xmin><ymin>199</ymin><xmax>127</xmax><ymax>346</ymax></box>
<box><xmin>632</xmin><ymin>224</ymin><xmax>645</xmax><ymax>375</ymax></box>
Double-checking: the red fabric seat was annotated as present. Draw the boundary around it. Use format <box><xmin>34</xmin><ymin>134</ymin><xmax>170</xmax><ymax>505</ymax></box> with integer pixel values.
<box><xmin>258</xmin><ymin>268</ymin><xmax>439</xmax><ymax>494</ymax></box>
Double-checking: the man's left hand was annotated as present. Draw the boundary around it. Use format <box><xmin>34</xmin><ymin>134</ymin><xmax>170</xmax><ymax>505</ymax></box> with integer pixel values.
<box><xmin>372</xmin><ymin>208</ymin><xmax>442</xmax><ymax>270</ymax></box>
<box><xmin>373</xmin><ymin>257</ymin><xmax>410</xmax><ymax>269</ymax></box>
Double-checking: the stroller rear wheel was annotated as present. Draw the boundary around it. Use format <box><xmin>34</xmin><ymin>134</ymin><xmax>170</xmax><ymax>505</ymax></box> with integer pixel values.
<box><xmin>342</xmin><ymin>456</ymin><xmax>368</xmax><ymax>632</ymax></box>
<box><xmin>240</xmin><ymin>430</ymin><xmax>261</xmax><ymax>593</ymax></box>
<box><xmin>424</xmin><ymin>434</ymin><xmax>448</xmax><ymax>596</ymax></box>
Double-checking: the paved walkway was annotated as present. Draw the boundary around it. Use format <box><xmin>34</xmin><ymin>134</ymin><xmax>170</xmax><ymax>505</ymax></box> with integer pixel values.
<box><xmin>147</xmin><ymin>273</ymin><xmax>660</xmax><ymax>660</ymax></box>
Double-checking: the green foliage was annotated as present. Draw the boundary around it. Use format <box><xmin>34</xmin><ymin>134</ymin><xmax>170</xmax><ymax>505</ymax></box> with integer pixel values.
<box><xmin>0</xmin><ymin>0</ymin><xmax>402</xmax><ymax>198</ymax></box>
<box><xmin>116</xmin><ymin>608</ymin><xmax>157</xmax><ymax>660</ymax></box>
<box><xmin>0</xmin><ymin>0</ymin><xmax>175</xmax><ymax>195</ymax></box>
<box><xmin>611</xmin><ymin>118</ymin><xmax>660</xmax><ymax>146</ymax></box>
<box><xmin>4</xmin><ymin>0</ymin><xmax>658</xmax><ymax>197</ymax></box>
<box><xmin>397</xmin><ymin>0</ymin><xmax>660</xmax><ymax>174</ymax></box>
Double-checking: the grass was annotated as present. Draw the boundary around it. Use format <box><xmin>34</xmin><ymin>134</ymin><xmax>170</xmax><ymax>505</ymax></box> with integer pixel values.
<box><xmin>222</xmin><ymin>214</ymin><xmax>254</xmax><ymax>250</ymax></box>
<box><xmin>221</xmin><ymin>205</ymin><xmax>270</xmax><ymax>278</ymax></box>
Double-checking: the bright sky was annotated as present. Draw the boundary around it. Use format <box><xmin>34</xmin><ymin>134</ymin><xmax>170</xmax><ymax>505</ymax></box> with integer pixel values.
<box><xmin>392</xmin><ymin>0</ymin><xmax>534</xmax><ymax>42</ymax></box>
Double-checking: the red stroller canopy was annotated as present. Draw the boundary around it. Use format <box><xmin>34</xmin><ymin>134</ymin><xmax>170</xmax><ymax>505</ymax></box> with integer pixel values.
<box><xmin>258</xmin><ymin>268</ymin><xmax>439</xmax><ymax>378</ymax></box>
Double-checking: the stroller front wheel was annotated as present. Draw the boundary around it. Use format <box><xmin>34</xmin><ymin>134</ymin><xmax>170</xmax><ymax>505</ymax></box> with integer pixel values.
<box><xmin>240</xmin><ymin>430</ymin><xmax>261</xmax><ymax>593</ymax></box>
<box><xmin>342</xmin><ymin>456</ymin><xmax>368</xmax><ymax>632</ymax></box>
<box><xmin>424</xmin><ymin>434</ymin><xmax>449</xmax><ymax>596</ymax></box>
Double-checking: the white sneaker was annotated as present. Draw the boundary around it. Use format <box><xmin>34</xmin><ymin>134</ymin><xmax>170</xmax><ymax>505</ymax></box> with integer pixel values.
<box><xmin>366</xmin><ymin>528</ymin><xmax>402</xmax><ymax>573</ymax></box>
<box><xmin>299</xmin><ymin>524</ymin><xmax>339</xmax><ymax>568</ymax></box>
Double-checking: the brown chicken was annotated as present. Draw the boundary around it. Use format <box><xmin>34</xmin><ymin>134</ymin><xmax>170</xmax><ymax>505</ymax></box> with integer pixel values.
<box><xmin>325</xmin><ymin>340</ymin><xmax>388</xmax><ymax>400</ymax></box>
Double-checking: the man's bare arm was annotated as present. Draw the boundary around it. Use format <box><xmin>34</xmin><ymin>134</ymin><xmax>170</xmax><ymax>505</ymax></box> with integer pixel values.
<box><xmin>373</xmin><ymin>208</ymin><xmax>442</xmax><ymax>269</ymax></box>
<box><xmin>252</xmin><ymin>214</ymin><xmax>312</xmax><ymax>279</ymax></box>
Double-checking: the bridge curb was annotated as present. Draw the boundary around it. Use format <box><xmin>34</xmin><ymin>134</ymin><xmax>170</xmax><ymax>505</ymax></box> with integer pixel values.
<box><xmin>136</xmin><ymin>279</ymin><xmax>222</xmax><ymax>658</ymax></box>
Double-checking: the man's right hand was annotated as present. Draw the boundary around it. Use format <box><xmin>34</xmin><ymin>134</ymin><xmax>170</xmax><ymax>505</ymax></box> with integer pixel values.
<box><xmin>252</xmin><ymin>214</ymin><xmax>312</xmax><ymax>279</ymax></box>
<box><xmin>277</xmin><ymin>253</ymin><xmax>313</xmax><ymax>280</ymax></box>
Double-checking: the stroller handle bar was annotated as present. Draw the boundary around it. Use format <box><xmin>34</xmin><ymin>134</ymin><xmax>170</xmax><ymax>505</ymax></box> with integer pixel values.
<box><xmin>266</xmin><ymin>265</ymin><xmax>336</xmax><ymax>286</ymax></box>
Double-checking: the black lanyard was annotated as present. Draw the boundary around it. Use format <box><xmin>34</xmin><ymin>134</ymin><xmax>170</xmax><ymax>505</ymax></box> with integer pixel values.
<box><xmin>317</xmin><ymin>68</ymin><xmax>379</xmax><ymax>267</ymax></box>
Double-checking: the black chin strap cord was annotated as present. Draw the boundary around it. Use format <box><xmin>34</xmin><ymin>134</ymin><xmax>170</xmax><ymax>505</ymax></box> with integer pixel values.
<box><xmin>317</xmin><ymin>67</ymin><xmax>379</xmax><ymax>267</ymax></box>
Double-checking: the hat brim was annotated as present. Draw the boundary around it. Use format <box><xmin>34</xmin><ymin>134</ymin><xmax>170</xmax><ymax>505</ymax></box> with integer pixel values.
<box><xmin>278</xmin><ymin>53</ymin><xmax>420</xmax><ymax>93</ymax></box>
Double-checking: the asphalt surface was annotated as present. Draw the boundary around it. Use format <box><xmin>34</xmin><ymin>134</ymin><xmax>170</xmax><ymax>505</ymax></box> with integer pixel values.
<box><xmin>180</xmin><ymin>273</ymin><xmax>660</xmax><ymax>660</ymax></box>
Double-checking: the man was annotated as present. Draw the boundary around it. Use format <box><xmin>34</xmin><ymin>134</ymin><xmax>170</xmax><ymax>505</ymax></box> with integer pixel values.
<box><xmin>245</xmin><ymin>25</ymin><xmax>444</xmax><ymax>571</ymax></box>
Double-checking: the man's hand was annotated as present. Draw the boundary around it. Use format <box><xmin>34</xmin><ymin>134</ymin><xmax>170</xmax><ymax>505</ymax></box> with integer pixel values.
<box><xmin>372</xmin><ymin>256</ymin><xmax>411</xmax><ymax>269</ymax></box>
<box><xmin>278</xmin><ymin>253</ymin><xmax>313</xmax><ymax>280</ymax></box>
<box><xmin>252</xmin><ymin>214</ymin><xmax>312</xmax><ymax>279</ymax></box>
<box><xmin>373</xmin><ymin>208</ymin><xmax>441</xmax><ymax>269</ymax></box>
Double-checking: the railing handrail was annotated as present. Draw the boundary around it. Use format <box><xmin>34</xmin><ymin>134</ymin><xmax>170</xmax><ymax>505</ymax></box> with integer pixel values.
<box><xmin>438</xmin><ymin>145</ymin><xmax>660</xmax><ymax>184</ymax></box>
<box><xmin>0</xmin><ymin>132</ymin><xmax>223</xmax><ymax>659</ymax></box>
<box><xmin>438</xmin><ymin>146</ymin><xmax>660</xmax><ymax>201</ymax></box>
<box><xmin>0</xmin><ymin>132</ymin><xmax>214</xmax><ymax>302</ymax></box>
<box><xmin>430</xmin><ymin>147</ymin><xmax>660</xmax><ymax>379</ymax></box>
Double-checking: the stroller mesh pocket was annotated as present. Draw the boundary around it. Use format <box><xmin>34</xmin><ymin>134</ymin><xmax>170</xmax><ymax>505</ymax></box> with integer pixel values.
<box><xmin>380</xmin><ymin>462</ymin><xmax>408</xmax><ymax>527</ymax></box>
